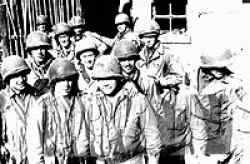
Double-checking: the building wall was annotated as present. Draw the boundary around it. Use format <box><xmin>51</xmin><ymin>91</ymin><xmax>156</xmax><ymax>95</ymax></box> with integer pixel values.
<box><xmin>186</xmin><ymin>0</ymin><xmax>248</xmax><ymax>59</ymax></box>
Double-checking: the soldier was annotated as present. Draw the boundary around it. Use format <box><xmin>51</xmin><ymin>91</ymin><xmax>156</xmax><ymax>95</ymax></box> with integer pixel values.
<box><xmin>0</xmin><ymin>55</ymin><xmax>38</xmax><ymax>164</ymax></box>
<box><xmin>134</xmin><ymin>19</ymin><xmax>190</xmax><ymax>164</ymax></box>
<box><xmin>36</xmin><ymin>15</ymin><xmax>57</xmax><ymax>49</ymax></box>
<box><xmin>69</xmin><ymin>16</ymin><xmax>111</xmax><ymax>54</ymax></box>
<box><xmin>224</xmin><ymin>54</ymin><xmax>250</xmax><ymax>164</ymax></box>
<box><xmin>69</xmin><ymin>16</ymin><xmax>86</xmax><ymax>42</ymax></box>
<box><xmin>186</xmin><ymin>47</ymin><xmax>242</xmax><ymax>164</ymax></box>
<box><xmin>75</xmin><ymin>38</ymin><xmax>99</xmax><ymax>93</ymax></box>
<box><xmin>111</xmin><ymin>13</ymin><xmax>142</xmax><ymax>52</ymax></box>
<box><xmin>53</xmin><ymin>23</ymin><xmax>75</xmax><ymax>61</ymax></box>
<box><xmin>113</xmin><ymin>13</ymin><xmax>132</xmax><ymax>44</ymax></box>
<box><xmin>85</xmin><ymin>55</ymin><xmax>161</xmax><ymax>164</ymax></box>
<box><xmin>25</xmin><ymin>31</ymin><xmax>54</xmax><ymax>95</ymax></box>
<box><xmin>36</xmin><ymin>15</ymin><xmax>51</xmax><ymax>35</ymax></box>
<box><xmin>27</xmin><ymin>59</ymin><xmax>89</xmax><ymax>164</ymax></box>
<box><xmin>112</xmin><ymin>39</ymin><xmax>158</xmax><ymax>103</ymax></box>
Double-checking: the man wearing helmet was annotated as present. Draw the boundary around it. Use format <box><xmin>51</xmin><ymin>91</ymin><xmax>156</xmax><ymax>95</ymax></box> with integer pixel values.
<box><xmin>53</xmin><ymin>22</ymin><xmax>75</xmax><ymax>61</ymax></box>
<box><xmin>186</xmin><ymin>47</ymin><xmax>246</xmax><ymax>164</ymax></box>
<box><xmin>134</xmin><ymin>19</ymin><xmax>190</xmax><ymax>164</ymax></box>
<box><xmin>25</xmin><ymin>31</ymin><xmax>54</xmax><ymax>96</ymax></box>
<box><xmin>112</xmin><ymin>39</ymin><xmax>158</xmax><ymax>103</ymax></box>
<box><xmin>0</xmin><ymin>55</ymin><xmax>38</xmax><ymax>164</ymax></box>
<box><xmin>84</xmin><ymin>55</ymin><xmax>161</xmax><ymax>164</ymax></box>
<box><xmin>110</xmin><ymin>13</ymin><xmax>141</xmax><ymax>53</ymax></box>
<box><xmin>36</xmin><ymin>15</ymin><xmax>56</xmax><ymax>48</ymax></box>
<box><xmin>75</xmin><ymin>38</ymin><xmax>99</xmax><ymax>93</ymax></box>
<box><xmin>112</xmin><ymin>13</ymin><xmax>133</xmax><ymax>45</ymax></box>
<box><xmin>27</xmin><ymin>59</ymin><xmax>89</xmax><ymax>164</ymax></box>
<box><xmin>69</xmin><ymin>16</ymin><xmax>111</xmax><ymax>54</ymax></box>
<box><xmin>36</xmin><ymin>15</ymin><xmax>51</xmax><ymax>35</ymax></box>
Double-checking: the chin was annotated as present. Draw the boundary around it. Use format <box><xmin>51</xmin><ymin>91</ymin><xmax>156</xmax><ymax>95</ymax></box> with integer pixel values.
<box><xmin>102</xmin><ymin>89</ymin><xmax>115</xmax><ymax>95</ymax></box>
<box><xmin>17</xmin><ymin>86</ymin><xmax>26</xmax><ymax>91</ymax></box>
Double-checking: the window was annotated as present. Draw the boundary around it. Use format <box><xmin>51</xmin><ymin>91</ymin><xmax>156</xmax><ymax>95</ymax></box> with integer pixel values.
<box><xmin>152</xmin><ymin>0</ymin><xmax>187</xmax><ymax>32</ymax></box>
<box><xmin>152</xmin><ymin>0</ymin><xmax>190</xmax><ymax>43</ymax></box>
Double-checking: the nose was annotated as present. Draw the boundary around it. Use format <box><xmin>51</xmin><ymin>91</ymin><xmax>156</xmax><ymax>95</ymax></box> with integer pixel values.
<box><xmin>63</xmin><ymin>80</ymin><xmax>70</xmax><ymax>86</ymax></box>
<box><xmin>123</xmin><ymin>60</ymin><xmax>131</xmax><ymax>65</ymax></box>
<box><xmin>17</xmin><ymin>75</ymin><xmax>26</xmax><ymax>82</ymax></box>
<box><xmin>37</xmin><ymin>48</ymin><xmax>43</xmax><ymax>52</ymax></box>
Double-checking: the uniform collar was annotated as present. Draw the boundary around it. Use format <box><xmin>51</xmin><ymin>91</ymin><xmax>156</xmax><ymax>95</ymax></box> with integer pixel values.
<box><xmin>6</xmin><ymin>84</ymin><xmax>35</xmax><ymax>99</ymax></box>
<box><xmin>139</xmin><ymin>41</ymin><xmax>162</xmax><ymax>62</ymax></box>
<box><xmin>122</xmin><ymin>69</ymin><xmax>140</xmax><ymax>82</ymax></box>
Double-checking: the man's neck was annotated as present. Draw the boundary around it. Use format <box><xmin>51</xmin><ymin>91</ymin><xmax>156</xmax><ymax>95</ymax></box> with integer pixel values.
<box><xmin>122</xmin><ymin>69</ymin><xmax>137</xmax><ymax>80</ymax></box>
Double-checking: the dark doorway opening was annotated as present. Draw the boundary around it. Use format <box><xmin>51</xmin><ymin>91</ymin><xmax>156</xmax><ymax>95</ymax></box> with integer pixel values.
<box><xmin>82</xmin><ymin>0</ymin><xmax>120</xmax><ymax>38</ymax></box>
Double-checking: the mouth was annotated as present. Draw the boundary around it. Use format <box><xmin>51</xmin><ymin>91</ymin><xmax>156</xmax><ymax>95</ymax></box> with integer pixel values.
<box><xmin>124</xmin><ymin>65</ymin><xmax>133</xmax><ymax>71</ymax></box>
<box><xmin>37</xmin><ymin>55</ymin><xmax>45</xmax><ymax>60</ymax></box>
<box><xmin>16</xmin><ymin>83</ymin><xmax>26</xmax><ymax>88</ymax></box>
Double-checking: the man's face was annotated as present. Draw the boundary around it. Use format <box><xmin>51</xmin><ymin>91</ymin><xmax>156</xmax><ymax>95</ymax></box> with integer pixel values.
<box><xmin>201</xmin><ymin>67</ymin><xmax>226</xmax><ymax>81</ymax></box>
<box><xmin>97</xmin><ymin>79</ymin><xmax>117</xmax><ymax>95</ymax></box>
<box><xmin>37</xmin><ymin>24</ymin><xmax>46</xmax><ymax>33</ymax></box>
<box><xmin>120</xmin><ymin>59</ymin><xmax>136</xmax><ymax>75</ymax></box>
<box><xmin>9</xmin><ymin>72</ymin><xmax>27</xmax><ymax>93</ymax></box>
<box><xmin>80</xmin><ymin>51</ymin><xmax>96</xmax><ymax>70</ymax></box>
<box><xmin>58</xmin><ymin>34</ymin><xmax>71</xmax><ymax>48</ymax></box>
<box><xmin>116</xmin><ymin>23</ymin><xmax>127</xmax><ymax>34</ymax></box>
<box><xmin>31</xmin><ymin>47</ymin><xmax>47</xmax><ymax>65</ymax></box>
<box><xmin>73</xmin><ymin>27</ymin><xmax>84</xmax><ymax>41</ymax></box>
<box><xmin>141</xmin><ymin>35</ymin><xmax>157</xmax><ymax>48</ymax></box>
<box><xmin>54</xmin><ymin>79</ymin><xmax>73</xmax><ymax>96</ymax></box>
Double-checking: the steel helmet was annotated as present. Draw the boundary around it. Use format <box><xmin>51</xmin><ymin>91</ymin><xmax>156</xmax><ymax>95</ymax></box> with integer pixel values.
<box><xmin>26</xmin><ymin>31</ymin><xmax>52</xmax><ymax>51</ymax></box>
<box><xmin>36</xmin><ymin>15</ymin><xmax>50</xmax><ymax>26</ymax></box>
<box><xmin>54</xmin><ymin>22</ymin><xmax>73</xmax><ymax>39</ymax></box>
<box><xmin>75</xmin><ymin>38</ymin><xmax>99</xmax><ymax>60</ymax></box>
<box><xmin>200</xmin><ymin>47</ymin><xmax>237</xmax><ymax>70</ymax></box>
<box><xmin>92</xmin><ymin>55</ymin><xmax>122</xmax><ymax>79</ymax></box>
<box><xmin>115</xmin><ymin>13</ymin><xmax>130</xmax><ymax>25</ymax></box>
<box><xmin>69</xmin><ymin>16</ymin><xmax>85</xmax><ymax>28</ymax></box>
<box><xmin>1</xmin><ymin>55</ymin><xmax>30</xmax><ymax>82</ymax></box>
<box><xmin>112</xmin><ymin>39</ymin><xmax>140</xmax><ymax>61</ymax></box>
<box><xmin>134</xmin><ymin>19</ymin><xmax>160</xmax><ymax>37</ymax></box>
<box><xmin>48</xmin><ymin>58</ymin><xmax>78</xmax><ymax>84</ymax></box>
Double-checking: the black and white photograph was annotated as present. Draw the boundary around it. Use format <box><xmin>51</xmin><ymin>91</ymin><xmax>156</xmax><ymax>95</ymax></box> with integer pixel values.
<box><xmin>0</xmin><ymin>0</ymin><xmax>249</xmax><ymax>164</ymax></box>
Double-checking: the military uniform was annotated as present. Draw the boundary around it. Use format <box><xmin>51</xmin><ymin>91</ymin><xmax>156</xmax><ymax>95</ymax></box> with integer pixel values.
<box><xmin>85</xmin><ymin>85</ymin><xmax>161</xmax><ymax>164</ymax></box>
<box><xmin>25</xmin><ymin>31</ymin><xmax>54</xmax><ymax>95</ymax></box>
<box><xmin>186</xmin><ymin>48</ymin><xmax>242</xmax><ymax>164</ymax></box>
<box><xmin>219</xmin><ymin>54</ymin><xmax>250</xmax><ymax>164</ymax></box>
<box><xmin>134</xmin><ymin>20</ymin><xmax>189</xmax><ymax>164</ymax></box>
<box><xmin>74</xmin><ymin>38</ymin><xmax>99</xmax><ymax>93</ymax></box>
<box><xmin>69</xmin><ymin>15</ymin><xmax>111</xmax><ymax>55</ymax></box>
<box><xmin>85</xmin><ymin>55</ymin><xmax>161</xmax><ymax>164</ymax></box>
<box><xmin>0</xmin><ymin>56</ymin><xmax>38</xmax><ymax>164</ymax></box>
<box><xmin>27</xmin><ymin>59</ymin><xmax>89</xmax><ymax>164</ymax></box>
<box><xmin>55</xmin><ymin>43</ymin><xmax>76</xmax><ymax>61</ymax></box>
<box><xmin>52</xmin><ymin>23</ymin><xmax>76</xmax><ymax>62</ymax></box>
<box><xmin>112</xmin><ymin>39</ymin><xmax>159</xmax><ymax>104</ymax></box>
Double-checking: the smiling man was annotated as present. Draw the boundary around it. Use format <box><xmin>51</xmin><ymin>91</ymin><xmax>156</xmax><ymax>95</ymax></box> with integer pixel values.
<box><xmin>85</xmin><ymin>55</ymin><xmax>161</xmax><ymax>164</ymax></box>
<box><xmin>112</xmin><ymin>39</ymin><xmax>159</xmax><ymax>103</ymax></box>
<box><xmin>25</xmin><ymin>31</ymin><xmax>54</xmax><ymax>95</ymax></box>
<box><xmin>75</xmin><ymin>38</ymin><xmax>99</xmax><ymax>93</ymax></box>
<box><xmin>53</xmin><ymin>23</ymin><xmax>75</xmax><ymax>61</ymax></box>
<box><xmin>0</xmin><ymin>55</ymin><xmax>38</xmax><ymax>164</ymax></box>
<box><xmin>27</xmin><ymin>59</ymin><xmax>89</xmax><ymax>164</ymax></box>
